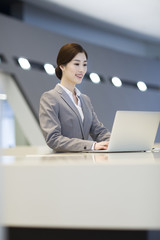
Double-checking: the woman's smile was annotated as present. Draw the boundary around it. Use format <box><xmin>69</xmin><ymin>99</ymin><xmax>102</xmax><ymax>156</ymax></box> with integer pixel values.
<box><xmin>75</xmin><ymin>73</ymin><xmax>83</xmax><ymax>79</ymax></box>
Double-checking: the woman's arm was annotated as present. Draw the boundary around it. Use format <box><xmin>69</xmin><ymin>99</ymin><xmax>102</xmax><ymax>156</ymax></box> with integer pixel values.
<box><xmin>86</xmin><ymin>96</ymin><xmax>111</xmax><ymax>142</ymax></box>
<box><xmin>39</xmin><ymin>92</ymin><xmax>94</xmax><ymax>152</ymax></box>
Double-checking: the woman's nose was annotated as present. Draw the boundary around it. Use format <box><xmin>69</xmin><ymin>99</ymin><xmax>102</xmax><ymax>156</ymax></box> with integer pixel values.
<box><xmin>79</xmin><ymin>65</ymin><xmax>85</xmax><ymax>72</ymax></box>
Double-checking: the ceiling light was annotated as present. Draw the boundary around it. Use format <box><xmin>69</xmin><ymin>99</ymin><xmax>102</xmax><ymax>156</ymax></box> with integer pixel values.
<box><xmin>89</xmin><ymin>73</ymin><xmax>101</xmax><ymax>84</ymax></box>
<box><xmin>44</xmin><ymin>63</ymin><xmax>55</xmax><ymax>75</ymax></box>
<box><xmin>18</xmin><ymin>57</ymin><xmax>31</xmax><ymax>70</ymax></box>
<box><xmin>137</xmin><ymin>81</ymin><xmax>147</xmax><ymax>92</ymax></box>
<box><xmin>0</xmin><ymin>94</ymin><xmax>7</xmax><ymax>100</ymax></box>
<box><xmin>111</xmin><ymin>77</ymin><xmax>122</xmax><ymax>87</ymax></box>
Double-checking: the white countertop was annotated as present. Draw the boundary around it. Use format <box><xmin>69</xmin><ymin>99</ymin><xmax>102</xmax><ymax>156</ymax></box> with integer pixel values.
<box><xmin>1</xmin><ymin>147</ymin><xmax>160</xmax><ymax>230</ymax></box>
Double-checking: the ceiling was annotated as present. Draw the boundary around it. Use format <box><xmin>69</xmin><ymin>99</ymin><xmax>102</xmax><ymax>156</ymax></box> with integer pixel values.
<box><xmin>22</xmin><ymin>0</ymin><xmax>160</xmax><ymax>43</ymax></box>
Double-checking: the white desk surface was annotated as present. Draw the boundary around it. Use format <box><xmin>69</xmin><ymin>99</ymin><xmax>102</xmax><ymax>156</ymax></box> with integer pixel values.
<box><xmin>1</xmin><ymin>147</ymin><xmax>160</xmax><ymax>230</ymax></box>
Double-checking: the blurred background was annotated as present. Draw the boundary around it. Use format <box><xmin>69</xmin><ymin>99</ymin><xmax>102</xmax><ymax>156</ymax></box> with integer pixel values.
<box><xmin>0</xmin><ymin>0</ymin><xmax>160</xmax><ymax>147</ymax></box>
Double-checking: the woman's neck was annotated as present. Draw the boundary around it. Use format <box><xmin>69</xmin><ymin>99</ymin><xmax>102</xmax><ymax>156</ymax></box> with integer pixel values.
<box><xmin>60</xmin><ymin>79</ymin><xmax>75</xmax><ymax>93</ymax></box>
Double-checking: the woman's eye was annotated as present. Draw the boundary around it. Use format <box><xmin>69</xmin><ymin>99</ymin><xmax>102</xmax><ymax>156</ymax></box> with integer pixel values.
<box><xmin>74</xmin><ymin>63</ymin><xmax>87</xmax><ymax>67</ymax></box>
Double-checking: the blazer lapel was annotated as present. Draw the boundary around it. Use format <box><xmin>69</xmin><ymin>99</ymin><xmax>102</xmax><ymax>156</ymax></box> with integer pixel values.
<box><xmin>55</xmin><ymin>84</ymin><xmax>85</xmax><ymax>138</ymax></box>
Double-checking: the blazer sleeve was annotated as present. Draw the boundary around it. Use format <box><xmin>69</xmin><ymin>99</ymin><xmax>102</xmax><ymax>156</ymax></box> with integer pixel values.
<box><xmin>85</xmin><ymin>96</ymin><xmax>111</xmax><ymax>142</ymax></box>
<box><xmin>39</xmin><ymin>92</ymin><xmax>94</xmax><ymax>152</ymax></box>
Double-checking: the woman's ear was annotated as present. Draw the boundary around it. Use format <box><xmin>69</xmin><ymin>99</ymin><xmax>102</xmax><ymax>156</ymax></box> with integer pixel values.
<box><xmin>60</xmin><ymin>65</ymin><xmax>64</xmax><ymax>71</ymax></box>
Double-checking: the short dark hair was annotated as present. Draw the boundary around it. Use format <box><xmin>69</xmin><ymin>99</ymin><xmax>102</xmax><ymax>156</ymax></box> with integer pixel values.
<box><xmin>55</xmin><ymin>43</ymin><xmax>88</xmax><ymax>80</ymax></box>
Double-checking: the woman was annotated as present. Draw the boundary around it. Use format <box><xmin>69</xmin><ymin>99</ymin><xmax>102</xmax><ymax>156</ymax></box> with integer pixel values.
<box><xmin>39</xmin><ymin>43</ymin><xmax>110</xmax><ymax>152</ymax></box>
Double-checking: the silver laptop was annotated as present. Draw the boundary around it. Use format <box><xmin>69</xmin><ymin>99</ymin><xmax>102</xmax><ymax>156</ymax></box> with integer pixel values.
<box><xmin>86</xmin><ymin>111</ymin><xmax>160</xmax><ymax>153</ymax></box>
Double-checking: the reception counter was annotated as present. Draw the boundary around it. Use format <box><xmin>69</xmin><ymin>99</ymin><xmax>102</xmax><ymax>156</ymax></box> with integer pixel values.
<box><xmin>1</xmin><ymin>147</ymin><xmax>160</xmax><ymax>239</ymax></box>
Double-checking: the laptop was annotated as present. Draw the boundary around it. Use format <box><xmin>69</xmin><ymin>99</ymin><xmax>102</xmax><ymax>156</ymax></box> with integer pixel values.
<box><xmin>85</xmin><ymin>111</ymin><xmax>160</xmax><ymax>153</ymax></box>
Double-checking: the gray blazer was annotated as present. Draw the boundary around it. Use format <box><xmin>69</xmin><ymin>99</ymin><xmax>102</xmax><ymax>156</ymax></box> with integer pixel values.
<box><xmin>39</xmin><ymin>84</ymin><xmax>110</xmax><ymax>152</ymax></box>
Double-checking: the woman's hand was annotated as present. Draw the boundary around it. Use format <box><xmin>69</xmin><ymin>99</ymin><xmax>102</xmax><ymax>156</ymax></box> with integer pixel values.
<box><xmin>94</xmin><ymin>141</ymin><xmax>109</xmax><ymax>150</ymax></box>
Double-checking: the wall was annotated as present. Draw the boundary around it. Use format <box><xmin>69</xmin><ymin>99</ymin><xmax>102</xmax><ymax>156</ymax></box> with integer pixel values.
<box><xmin>0</xmin><ymin>14</ymin><xmax>160</xmax><ymax>141</ymax></box>
<box><xmin>23</xmin><ymin>2</ymin><xmax>160</xmax><ymax>59</ymax></box>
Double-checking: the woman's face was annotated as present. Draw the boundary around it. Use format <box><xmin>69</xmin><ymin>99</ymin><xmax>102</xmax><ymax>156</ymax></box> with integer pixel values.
<box><xmin>60</xmin><ymin>52</ymin><xmax>87</xmax><ymax>85</ymax></box>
